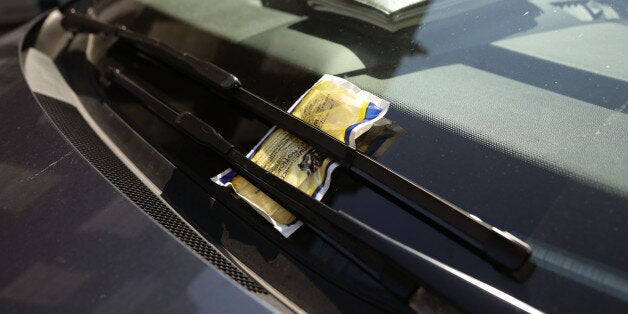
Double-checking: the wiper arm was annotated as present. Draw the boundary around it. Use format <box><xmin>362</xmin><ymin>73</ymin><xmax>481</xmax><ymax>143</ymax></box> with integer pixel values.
<box><xmin>61</xmin><ymin>10</ymin><xmax>531</xmax><ymax>271</ymax></box>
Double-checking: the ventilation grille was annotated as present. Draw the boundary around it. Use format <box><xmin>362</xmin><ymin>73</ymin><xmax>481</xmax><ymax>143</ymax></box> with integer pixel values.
<box><xmin>36</xmin><ymin>93</ymin><xmax>267</xmax><ymax>294</ymax></box>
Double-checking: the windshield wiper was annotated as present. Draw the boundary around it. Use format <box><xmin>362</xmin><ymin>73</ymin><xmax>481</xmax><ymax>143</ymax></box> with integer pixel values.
<box><xmin>104</xmin><ymin>66</ymin><xmax>540</xmax><ymax>313</ymax></box>
<box><xmin>61</xmin><ymin>10</ymin><xmax>531</xmax><ymax>271</ymax></box>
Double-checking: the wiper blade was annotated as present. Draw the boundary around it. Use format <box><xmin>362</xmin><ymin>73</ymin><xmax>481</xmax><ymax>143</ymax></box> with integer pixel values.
<box><xmin>61</xmin><ymin>10</ymin><xmax>531</xmax><ymax>271</ymax></box>
<box><xmin>105</xmin><ymin>66</ymin><xmax>539</xmax><ymax>313</ymax></box>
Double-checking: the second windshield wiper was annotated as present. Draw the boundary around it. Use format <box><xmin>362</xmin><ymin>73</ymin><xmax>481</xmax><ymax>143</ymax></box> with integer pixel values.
<box><xmin>61</xmin><ymin>10</ymin><xmax>531</xmax><ymax>272</ymax></box>
<box><xmin>104</xmin><ymin>66</ymin><xmax>538</xmax><ymax>313</ymax></box>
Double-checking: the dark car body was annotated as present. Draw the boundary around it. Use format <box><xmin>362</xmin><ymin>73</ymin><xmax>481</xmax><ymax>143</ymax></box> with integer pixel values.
<box><xmin>0</xmin><ymin>18</ymin><xmax>277</xmax><ymax>314</ymax></box>
<box><xmin>1</xmin><ymin>0</ymin><xmax>627</xmax><ymax>313</ymax></box>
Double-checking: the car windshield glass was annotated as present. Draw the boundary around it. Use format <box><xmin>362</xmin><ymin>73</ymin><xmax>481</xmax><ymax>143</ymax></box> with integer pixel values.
<box><xmin>81</xmin><ymin>0</ymin><xmax>628</xmax><ymax>311</ymax></box>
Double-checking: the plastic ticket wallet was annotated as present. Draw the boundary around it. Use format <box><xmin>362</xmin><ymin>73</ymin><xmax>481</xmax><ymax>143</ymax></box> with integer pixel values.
<box><xmin>214</xmin><ymin>74</ymin><xmax>390</xmax><ymax>237</ymax></box>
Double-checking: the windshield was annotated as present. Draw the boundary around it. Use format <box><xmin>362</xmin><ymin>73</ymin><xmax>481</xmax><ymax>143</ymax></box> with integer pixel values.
<box><xmin>79</xmin><ymin>0</ymin><xmax>628</xmax><ymax>312</ymax></box>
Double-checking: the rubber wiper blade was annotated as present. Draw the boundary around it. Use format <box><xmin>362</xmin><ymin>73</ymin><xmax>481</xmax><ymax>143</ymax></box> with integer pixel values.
<box><xmin>61</xmin><ymin>11</ymin><xmax>531</xmax><ymax>272</ymax></box>
<box><xmin>105</xmin><ymin>67</ymin><xmax>539</xmax><ymax>313</ymax></box>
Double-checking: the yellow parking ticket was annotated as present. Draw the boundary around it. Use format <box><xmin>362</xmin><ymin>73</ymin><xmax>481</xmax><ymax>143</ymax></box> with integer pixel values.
<box><xmin>214</xmin><ymin>74</ymin><xmax>389</xmax><ymax>237</ymax></box>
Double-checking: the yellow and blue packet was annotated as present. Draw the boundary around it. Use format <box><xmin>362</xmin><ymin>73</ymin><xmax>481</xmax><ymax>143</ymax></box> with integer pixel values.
<box><xmin>213</xmin><ymin>74</ymin><xmax>389</xmax><ymax>237</ymax></box>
